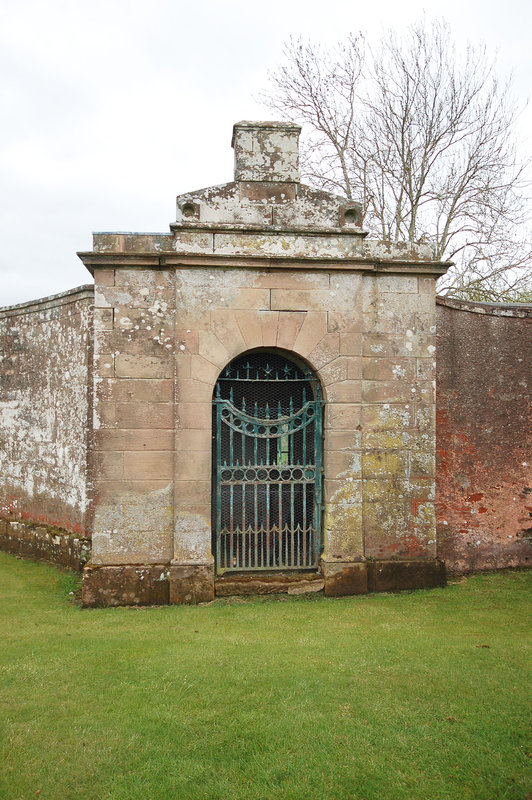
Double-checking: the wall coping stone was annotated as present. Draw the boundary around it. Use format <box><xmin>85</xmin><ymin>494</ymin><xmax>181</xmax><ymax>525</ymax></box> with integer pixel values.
<box><xmin>437</xmin><ymin>295</ymin><xmax>532</xmax><ymax>318</ymax></box>
<box><xmin>0</xmin><ymin>284</ymin><xmax>94</xmax><ymax>318</ymax></box>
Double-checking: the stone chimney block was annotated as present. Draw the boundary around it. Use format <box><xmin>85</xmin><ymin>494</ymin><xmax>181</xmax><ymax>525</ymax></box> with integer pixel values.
<box><xmin>232</xmin><ymin>121</ymin><xmax>301</xmax><ymax>183</ymax></box>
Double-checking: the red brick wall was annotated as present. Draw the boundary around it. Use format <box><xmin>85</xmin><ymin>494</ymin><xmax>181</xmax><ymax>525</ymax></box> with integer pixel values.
<box><xmin>436</xmin><ymin>298</ymin><xmax>532</xmax><ymax>573</ymax></box>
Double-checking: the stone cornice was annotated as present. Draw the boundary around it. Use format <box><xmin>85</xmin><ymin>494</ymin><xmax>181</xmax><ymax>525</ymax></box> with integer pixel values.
<box><xmin>79</xmin><ymin>229</ymin><xmax>450</xmax><ymax>278</ymax></box>
<box><xmin>77</xmin><ymin>249</ymin><xmax>450</xmax><ymax>277</ymax></box>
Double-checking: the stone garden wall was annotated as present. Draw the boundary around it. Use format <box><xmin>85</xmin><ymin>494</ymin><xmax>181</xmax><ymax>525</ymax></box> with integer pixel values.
<box><xmin>436</xmin><ymin>297</ymin><xmax>532</xmax><ymax>573</ymax></box>
<box><xmin>1</xmin><ymin>283</ymin><xmax>531</xmax><ymax>589</ymax></box>
<box><xmin>0</xmin><ymin>286</ymin><xmax>93</xmax><ymax>560</ymax></box>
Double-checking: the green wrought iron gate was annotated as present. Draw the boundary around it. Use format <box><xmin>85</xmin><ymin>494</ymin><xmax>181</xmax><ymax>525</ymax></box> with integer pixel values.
<box><xmin>213</xmin><ymin>352</ymin><xmax>323</xmax><ymax>573</ymax></box>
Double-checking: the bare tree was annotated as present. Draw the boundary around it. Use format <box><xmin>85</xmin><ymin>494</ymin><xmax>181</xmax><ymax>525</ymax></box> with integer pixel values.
<box><xmin>261</xmin><ymin>20</ymin><xmax>532</xmax><ymax>302</ymax></box>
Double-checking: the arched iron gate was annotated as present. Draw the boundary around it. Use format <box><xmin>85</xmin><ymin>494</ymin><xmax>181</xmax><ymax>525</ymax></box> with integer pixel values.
<box><xmin>213</xmin><ymin>351</ymin><xmax>323</xmax><ymax>574</ymax></box>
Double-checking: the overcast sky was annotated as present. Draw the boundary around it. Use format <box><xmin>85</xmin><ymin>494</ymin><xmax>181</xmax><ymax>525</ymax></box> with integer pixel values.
<box><xmin>1</xmin><ymin>0</ymin><xmax>531</xmax><ymax>306</ymax></box>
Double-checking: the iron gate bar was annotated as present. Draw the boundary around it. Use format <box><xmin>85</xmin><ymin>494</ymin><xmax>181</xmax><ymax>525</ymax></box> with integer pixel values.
<box><xmin>213</xmin><ymin>353</ymin><xmax>323</xmax><ymax>574</ymax></box>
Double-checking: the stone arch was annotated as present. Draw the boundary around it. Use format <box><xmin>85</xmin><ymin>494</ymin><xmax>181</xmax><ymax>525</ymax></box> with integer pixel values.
<box><xmin>173</xmin><ymin>299</ymin><xmax>363</xmax><ymax>570</ymax></box>
<box><xmin>195</xmin><ymin>308</ymin><xmax>339</xmax><ymax>403</ymax></box>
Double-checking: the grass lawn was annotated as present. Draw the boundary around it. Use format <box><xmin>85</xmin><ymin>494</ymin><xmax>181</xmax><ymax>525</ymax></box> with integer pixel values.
<box><xmin>0</xmin><ymin>552</ymin><xmax>530</xmax><ymax>800</ymax></box>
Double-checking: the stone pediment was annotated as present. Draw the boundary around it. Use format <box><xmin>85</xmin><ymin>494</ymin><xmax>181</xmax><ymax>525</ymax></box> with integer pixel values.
<box><xmin>174</xmin><ymin>180</ymin><xmax>365</xmax><ymax>232</ymax></box>
<box><xmin>80</xmin><ymin>120</ymin><xmax>449</xmax><ymax>273</ymax></box>
<box><xmin>172</xmin><ymin>121</ymin><xmax>362</xmax><ymax>232</ymax></box>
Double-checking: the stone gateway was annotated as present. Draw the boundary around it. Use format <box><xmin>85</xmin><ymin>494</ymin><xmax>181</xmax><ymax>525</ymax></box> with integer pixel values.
<box><xmin>1</xmin><ymin>121</ymin><xmax>530</xmax><ymax>605</ymax></box>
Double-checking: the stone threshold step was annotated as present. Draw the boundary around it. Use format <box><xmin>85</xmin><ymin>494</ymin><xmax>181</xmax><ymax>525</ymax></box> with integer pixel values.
<box><xmin>215</xmin><ymin>571</ymin><xmax>324</xmax><ymax>596</ymax></box>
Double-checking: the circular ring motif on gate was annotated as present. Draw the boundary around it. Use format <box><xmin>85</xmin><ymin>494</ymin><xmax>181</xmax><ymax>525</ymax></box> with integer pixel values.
<box><xmin>270</xmin><ymin>468</ymin><xmax>280</xmax><ymax>481</ymax></box>
<box><xmin>245</xmin><ymin>468</ymin><xmax>256</xmax><ymax>481</ymax></box>
<box><xmin>292</xmin><ymin>468</ymin><xmax>303</xmax><ymax>480</ymax></box>
<box><xmin>257</xmin><ymin>468</ymin><xmax>268</xmax><ymax>480</ymax></box>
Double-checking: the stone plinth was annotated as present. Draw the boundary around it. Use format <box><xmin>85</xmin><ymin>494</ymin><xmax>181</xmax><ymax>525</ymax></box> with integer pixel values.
<box><xmin>82</xmin><ymin>563</ymin><xmax>170</xmax><ymax>607</ymax></box>
<box><xmin>169</xmin><ymin>564</ymin><xmax>215</xmax><ymax>604</ymax></box>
